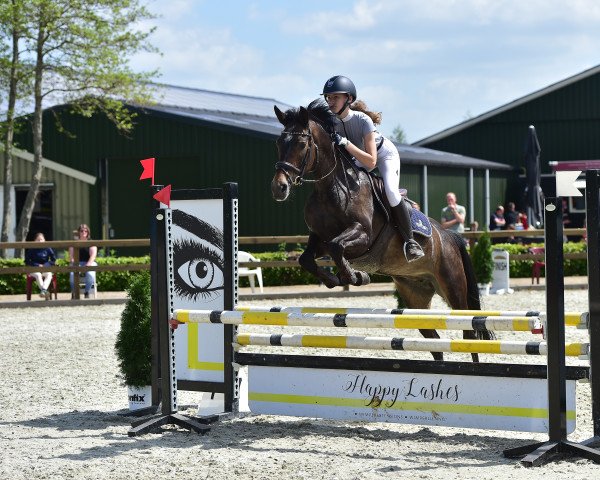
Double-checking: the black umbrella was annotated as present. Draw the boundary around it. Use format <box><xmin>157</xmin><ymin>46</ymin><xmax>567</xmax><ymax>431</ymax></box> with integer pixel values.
<box><xmin>523</xmin><ymin>125</ymin><xmax>544</xmax><ymax>229</ymax></box>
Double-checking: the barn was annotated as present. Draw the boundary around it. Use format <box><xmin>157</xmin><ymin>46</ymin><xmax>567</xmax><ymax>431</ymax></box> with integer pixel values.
<box><xmin>9</xmin><ymin>84</ymin><xmax>511</xmax><ymax>241</ymax></box>
<box><xmin>414</xmin><ymin>64</ymin><xmax>600</xmax><ymax>227</ymax></box>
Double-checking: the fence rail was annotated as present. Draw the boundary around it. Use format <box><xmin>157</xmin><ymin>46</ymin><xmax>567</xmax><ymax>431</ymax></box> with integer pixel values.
<box><xmin>0</xmin><ymin>227</ymin><xmax>587</xmax><ymax>274</ymax></box>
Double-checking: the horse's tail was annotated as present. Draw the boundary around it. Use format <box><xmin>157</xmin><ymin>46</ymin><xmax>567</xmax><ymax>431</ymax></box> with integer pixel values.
<box><xmin>450</xmin><ymin>231</ymin><xmax>497</xmax><ymax>341</ymax></box>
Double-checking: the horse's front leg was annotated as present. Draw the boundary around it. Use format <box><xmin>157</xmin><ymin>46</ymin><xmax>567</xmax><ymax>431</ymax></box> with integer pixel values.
<box><xmin>299</xmin><ymin>232</ymin><xmax>341</xmax><ymax>288</ymax></box>
<box><xmin>328</xmin><ymin>222</ymin><xmax>371</xmax><ymax>286</ymax></box>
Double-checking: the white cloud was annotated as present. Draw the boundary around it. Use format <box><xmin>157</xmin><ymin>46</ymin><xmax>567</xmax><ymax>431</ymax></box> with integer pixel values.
<box><xmin>129</xmin><ymin>0</ymin><xmax>600</xmax><ymax>141</ymax></box>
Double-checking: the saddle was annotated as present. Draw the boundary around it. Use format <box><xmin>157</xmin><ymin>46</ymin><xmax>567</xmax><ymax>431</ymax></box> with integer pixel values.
<box><xmin>368</xmin><ymin>172</ymin><xmax>432</xmax><ymax>238</ymax></box>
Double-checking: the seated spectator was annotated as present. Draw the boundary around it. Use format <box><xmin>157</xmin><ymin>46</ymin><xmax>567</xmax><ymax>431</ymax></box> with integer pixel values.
<box><xmin>25</xmin><ymin>232</ymin><xmax>56</xmax><ymax>299</ymax></box>
<box><xmin>489</xmin><ymin>206</ymin><xmax>506</xmax><ymax>231</ymax></box>
<box><xmin>519</xmin><ymin>211</ymin><xmax>529</xmax><ymax>230</ymax></box>
<box><xmin>69</xmin><ymin>223</ymin><xmax>97</xmax><ymax>299</ymax></box>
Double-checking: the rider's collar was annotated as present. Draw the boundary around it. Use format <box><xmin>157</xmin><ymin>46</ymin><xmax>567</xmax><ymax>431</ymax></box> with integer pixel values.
<box><xmin>339</xmin><ymin>109</ymin><xmax>355</xmax><ymax>122</ymax></box>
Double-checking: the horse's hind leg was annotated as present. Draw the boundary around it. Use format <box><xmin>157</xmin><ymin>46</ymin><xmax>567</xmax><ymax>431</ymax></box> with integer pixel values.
<box><xmin>392</xmin><ymin>277</ymin><xmax>443</xmax><ymax>361</ymax></box>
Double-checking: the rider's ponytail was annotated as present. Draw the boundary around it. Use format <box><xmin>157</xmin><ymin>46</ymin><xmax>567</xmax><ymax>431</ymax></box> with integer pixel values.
<box><xmin>350</xmin><ymin>100</ymin><xmax>382</xmax><ymax>125</ymax></box>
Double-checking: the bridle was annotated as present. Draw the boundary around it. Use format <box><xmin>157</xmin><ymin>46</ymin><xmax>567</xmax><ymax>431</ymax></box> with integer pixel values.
<box><xmin>275</xmin><ymin>126</ymin><xmax>337</xmax><ymax>186</ymax></box>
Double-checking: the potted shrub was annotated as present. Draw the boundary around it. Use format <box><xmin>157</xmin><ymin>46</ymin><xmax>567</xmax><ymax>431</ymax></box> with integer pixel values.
<box><xmin>471</xmin><ymin>231</ymin><xmax>494</xmax><ymax>295</ymax></box>
<box><xmin>115</xmin><ymin>270</ymin><xmax>152</xmax><ymax>410</ymax></box>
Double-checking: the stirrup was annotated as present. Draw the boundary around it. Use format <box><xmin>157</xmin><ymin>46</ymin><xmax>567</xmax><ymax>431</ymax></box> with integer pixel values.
<box><xmin>404</xmin><ymin>240</ymin><xmax>424</xmax><ymax>262</ymax></box>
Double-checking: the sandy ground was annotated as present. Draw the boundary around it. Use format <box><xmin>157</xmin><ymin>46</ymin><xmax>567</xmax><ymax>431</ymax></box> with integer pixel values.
<box><xmin>1</xmin><ymin>289</ymin><xmax>599</xmax><ymax>479</ymax></box>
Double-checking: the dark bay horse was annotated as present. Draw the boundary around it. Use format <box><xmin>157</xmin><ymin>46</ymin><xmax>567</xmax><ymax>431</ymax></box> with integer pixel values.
<box><xmin>271</xmin><ymin>100</ymin><xmax>494</xmax><ymax>361</ymax></box>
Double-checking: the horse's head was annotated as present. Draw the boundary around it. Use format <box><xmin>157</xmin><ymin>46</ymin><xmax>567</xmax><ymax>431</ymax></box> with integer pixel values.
<box><xmin>271</xmin><ymin>105</ymin><xmax>318</xmax><ymax>201</ymax></box>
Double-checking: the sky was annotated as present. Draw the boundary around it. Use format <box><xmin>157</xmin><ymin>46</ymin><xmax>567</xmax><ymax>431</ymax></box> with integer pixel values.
<box><xmin>131</xmin><ymin>0</ymin><xmax>600</xmax><ymax>143</ymax></box>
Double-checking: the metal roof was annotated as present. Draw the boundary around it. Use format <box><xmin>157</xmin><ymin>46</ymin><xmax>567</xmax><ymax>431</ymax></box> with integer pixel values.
<box><xmin>413</xmin><ymin>64</ymin><xmax>600</xmax><ymax>146</ymax></box>
<box><xmin>143</xmin><ymin>105</ymin><xmax>285</xmax><ymax>136</ymax></box>
<box><xmin>395</xmin><ymin>143</ymin><xmax>511</xmax><ymax>170</ymax></box>
<box><xmin>137</xmin><ymin>84</ymin><xmax>510</xmax><ymax>170</ymax></box>
<box><xmin>151</xmin><ymin>83</ymin><xmax>293</xmax><ymax>118</ymax></box>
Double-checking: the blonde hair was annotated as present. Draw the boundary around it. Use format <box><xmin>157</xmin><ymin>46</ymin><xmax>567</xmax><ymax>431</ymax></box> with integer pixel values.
<box><xmin>350</xmin><ymin>100</ymin><xmax>382</xmax><ymax>125</ymax></box>
<box><xmin>78</xmin><ymin>224</ymin><xmax>92</xmax><ymax>239</ymax></box>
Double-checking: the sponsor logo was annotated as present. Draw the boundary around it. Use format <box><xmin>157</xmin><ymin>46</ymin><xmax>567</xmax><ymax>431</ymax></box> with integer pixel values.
<box><xmin>128</xmin><ymin>393</ymin><xmax>146</xmax><ymax>403</ymax></box>
<box><xmin>342</xmin><ymin>373</ymin><xmax>460</xmax><ymax>408</ymax></box>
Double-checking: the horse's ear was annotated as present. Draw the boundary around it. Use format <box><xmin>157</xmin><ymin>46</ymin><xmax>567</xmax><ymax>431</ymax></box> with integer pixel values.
<box><xmin>299</xmin><ymin>106</ymin><xmax>309</xmax><ymax>126</ymax></box>
<box><xmin>274</xmin><ymin>105</ymin><xmax>286</xmax><ymax>125</ymax></box>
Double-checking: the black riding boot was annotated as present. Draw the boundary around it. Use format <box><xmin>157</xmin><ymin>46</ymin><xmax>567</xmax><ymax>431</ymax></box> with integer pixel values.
<box><xmin>390</xmin><ymin>200</ymin><xmax>425</xmax><ymax>262</ymax></box>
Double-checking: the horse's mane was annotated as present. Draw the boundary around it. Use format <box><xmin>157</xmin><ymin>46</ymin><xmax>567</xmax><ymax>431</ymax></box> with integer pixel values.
<box><xmin>306</xmin><ymin>99</ymin><xmax>336</xmax><ymax>133</ymax></box>
<box><xmin>280</xmin><ymin>99</ymin><xmax>336</xmax><ymax>133</ymax></box>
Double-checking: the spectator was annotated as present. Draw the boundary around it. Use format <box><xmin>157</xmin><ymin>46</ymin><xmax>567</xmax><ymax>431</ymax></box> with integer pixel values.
<box><xmin>489</xmin><ymin>206</ymin><xmax>506</xmax><ymax>231</ymax></box>
<box><xmin>519</xmin><ymin>211</ymin><xmax>529</xmax><ymax>230</ymax></box>
<box><xmin>25</xmin><ymin>232</ymin><xmax>56</xmax><ymax>300</ymax></box>
<box><xmin>504</xmin><ymin>202</ymin><xmax>519</xmax><ymax>229</ymax></box>
<box><xmin>441</xmin><ymin>192</ymin><xmax>466</xmax><ymax>233</ymax></box>
<box><xmin>69</xmin><ymin>223</ymin><xmax>97</xmax><ymax>299</ymax></box>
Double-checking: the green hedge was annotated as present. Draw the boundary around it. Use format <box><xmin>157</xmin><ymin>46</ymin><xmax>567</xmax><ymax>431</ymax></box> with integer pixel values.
<box><xmin>0</xmin><ymin>241</ymin><xmax>588</xmax><ymax>293</ymax></box>
<box><xmin>487</xmin><ymin>241</ymin><xmax>588</xmax><ymax>278</ymax></box>
<box><xmin>0</xmin><ymin>256</ymin><xmax>150</xmax><ymax>295</ymax></box>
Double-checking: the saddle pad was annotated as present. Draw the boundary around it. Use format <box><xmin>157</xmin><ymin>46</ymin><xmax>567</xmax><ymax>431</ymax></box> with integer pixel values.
<box><xmin>411</xmin><ymin>208</ymin><xmax>432</xmax><ymax>237</ymax></box>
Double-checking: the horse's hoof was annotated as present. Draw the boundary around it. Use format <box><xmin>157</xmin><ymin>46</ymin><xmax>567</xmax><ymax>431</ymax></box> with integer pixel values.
<box><xmin>355</xmin><ymin>272</ymin><xmax>370</xmax><ymax>286</ymax></box>
<box><xmin>323</xmin><ymin>275</ymin><xmax>340</xmax><ymax>288</ymax></box>
<box><xmin>337</xmin><ymin>272</ymin><xmax>356</xmax><ymax>286</ymax></box>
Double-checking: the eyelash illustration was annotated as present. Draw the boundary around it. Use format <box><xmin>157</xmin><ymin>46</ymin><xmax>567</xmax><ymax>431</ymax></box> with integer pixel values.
<box><xmin>173</xmin><ymin>238</ymin><xmax>224</xmax><ymax>301</ymax></box>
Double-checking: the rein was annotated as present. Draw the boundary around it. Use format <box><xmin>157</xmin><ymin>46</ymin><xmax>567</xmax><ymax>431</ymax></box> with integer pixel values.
<box><xmin>275</xmin><ymin>127</ymin><xmax>337</xmax><ymax>185</ymax></box>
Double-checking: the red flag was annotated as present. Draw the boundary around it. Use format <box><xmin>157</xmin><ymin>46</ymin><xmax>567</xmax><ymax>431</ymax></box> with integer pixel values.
<box><xmin>139</xmin><ymin>157</ymin><xmax>155</xmax><ymax>185</ymax></box>
<box><xmin>153</xmin><ymin>184</ymin><xmax>171</xmax><ymax>207</ymax></box>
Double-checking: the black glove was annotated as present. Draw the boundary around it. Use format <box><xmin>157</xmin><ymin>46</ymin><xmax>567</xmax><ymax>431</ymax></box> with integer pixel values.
<box><xmin>332</xmin><ymin>133</ymin><xmax>349</xmax><ymax>147</ymax></box>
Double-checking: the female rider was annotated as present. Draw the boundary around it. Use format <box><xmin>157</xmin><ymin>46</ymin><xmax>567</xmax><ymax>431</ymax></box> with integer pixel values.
<box><xmin>322</xmin><ymin>75</ymin><xmax>424</xmax><ymax>262</ymax></box>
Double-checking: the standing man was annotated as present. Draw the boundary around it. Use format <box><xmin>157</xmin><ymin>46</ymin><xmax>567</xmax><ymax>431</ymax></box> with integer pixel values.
<box><xmin>504</xmin><ymin>202</ymin><xmax>520</xmax><ymax>229</ymax></box>
<box><xmin>441</xmin><ymin>192</ymin><xmax>466</xmax><ymax>233</ymax></box>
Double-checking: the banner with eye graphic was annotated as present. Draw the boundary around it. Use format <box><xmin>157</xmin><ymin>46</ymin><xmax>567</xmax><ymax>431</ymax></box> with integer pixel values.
<box><xmin>169</xmin><ymin>185</ymin><xmax>237</xmax><ymax>384</ymax></box>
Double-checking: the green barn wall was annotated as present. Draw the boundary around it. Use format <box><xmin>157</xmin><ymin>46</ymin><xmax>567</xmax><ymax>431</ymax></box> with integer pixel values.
<box><xmin>13</xmin><ymin>106</ymin><xmax>511</xmax><ymax>240</ymax></box>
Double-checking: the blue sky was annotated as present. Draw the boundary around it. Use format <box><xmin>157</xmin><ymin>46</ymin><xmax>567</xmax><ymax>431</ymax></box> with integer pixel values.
<box><xmin>132</xmin><ymin>0</ymin><xmax>600</xmax><ymax>143</ymax></box>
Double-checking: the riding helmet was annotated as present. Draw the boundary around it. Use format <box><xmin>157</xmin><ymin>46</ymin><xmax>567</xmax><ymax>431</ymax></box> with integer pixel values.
<box><xmin>322</xmin><ymin>75</ymin><xmax>357</xmax><ymax>101</ymax></box>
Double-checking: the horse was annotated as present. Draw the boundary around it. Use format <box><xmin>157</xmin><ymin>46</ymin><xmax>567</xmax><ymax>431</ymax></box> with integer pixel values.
<box><xmin>271</xmin><ymin>100</ymin><xmax>494</xmax><ymax>362</ymax></box>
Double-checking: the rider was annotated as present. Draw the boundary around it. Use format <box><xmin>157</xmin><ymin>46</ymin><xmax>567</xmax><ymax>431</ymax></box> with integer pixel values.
<box><xmin>322</xmin><ymin>75</ymin><xmax>424</xmax><ymax>262</ymax></box>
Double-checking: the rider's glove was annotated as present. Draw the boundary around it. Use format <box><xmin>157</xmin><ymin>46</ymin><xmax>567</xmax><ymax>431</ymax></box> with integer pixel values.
<box><xmin>332</xmin><ymin>133</ymin><xmax>349</xmax><ymax>147</ymax></box>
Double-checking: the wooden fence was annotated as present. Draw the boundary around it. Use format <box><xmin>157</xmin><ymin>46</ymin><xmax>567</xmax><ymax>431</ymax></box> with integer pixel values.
<box><xmin>0</xmin><ymin>228</ymin><xmax>587</xmax><ymax>296</ymax></box>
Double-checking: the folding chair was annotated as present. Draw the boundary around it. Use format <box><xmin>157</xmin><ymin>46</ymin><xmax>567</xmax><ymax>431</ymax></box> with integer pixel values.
<box><xmin>26</xmin><ymin>274</ymin><xmax>58</xmax><ymax>301</ymax></box>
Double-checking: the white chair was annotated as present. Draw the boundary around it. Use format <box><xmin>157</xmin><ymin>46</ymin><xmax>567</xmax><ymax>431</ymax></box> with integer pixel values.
<box><xmin>78</xmin><ymin>272</ymin><xmax>98</xmax><ymax>299</ymax></box>
<box><xmin>238</xmin><ymin>251</ymin><xmax>263</xmax><ymax>293</ymax></box>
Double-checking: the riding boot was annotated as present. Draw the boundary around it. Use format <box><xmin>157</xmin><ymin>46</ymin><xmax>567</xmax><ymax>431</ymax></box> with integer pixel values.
<box><xmin>390</xmin><ymin>200</ymin><xmax>425</xmax><ymax>262</ymax></box>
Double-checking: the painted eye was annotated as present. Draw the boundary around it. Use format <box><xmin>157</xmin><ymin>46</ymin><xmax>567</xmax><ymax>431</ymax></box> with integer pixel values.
<box><xmin>173</xmin><ymin>238</ymin><xmax>224</xmax><ymax>302</ymax></box>
<box><xmin>177</xmin><ymin>256</ymin><xmax>223</xmax><ymax>293</ymax></box>
<box><xmin>171</xmin><ymin>209</ymin><xmax>225</xmax><ymax>303</ymax></box>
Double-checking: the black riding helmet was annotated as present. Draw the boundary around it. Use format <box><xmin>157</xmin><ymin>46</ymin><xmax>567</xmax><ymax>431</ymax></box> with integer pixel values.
<box><xmin>322</xmin><ymin>75</ymin><xmax>357</xmax><ymax>102</ymax></box>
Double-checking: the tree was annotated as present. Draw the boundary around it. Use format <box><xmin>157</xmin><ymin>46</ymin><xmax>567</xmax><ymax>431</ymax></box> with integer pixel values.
<box><xmin>390</xmin><ymin>125</ymin><xmax>407</xmax><ymax>144</ymax></box>
<box><xmin>0</xmin><ymin>0</ymin><xmax>32</xmax><ymax>256</ymax></box>
<box><xmin>6</xmin><ymin>0</ymin><xmax>159</xmax><ymax>247</ymax></box>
